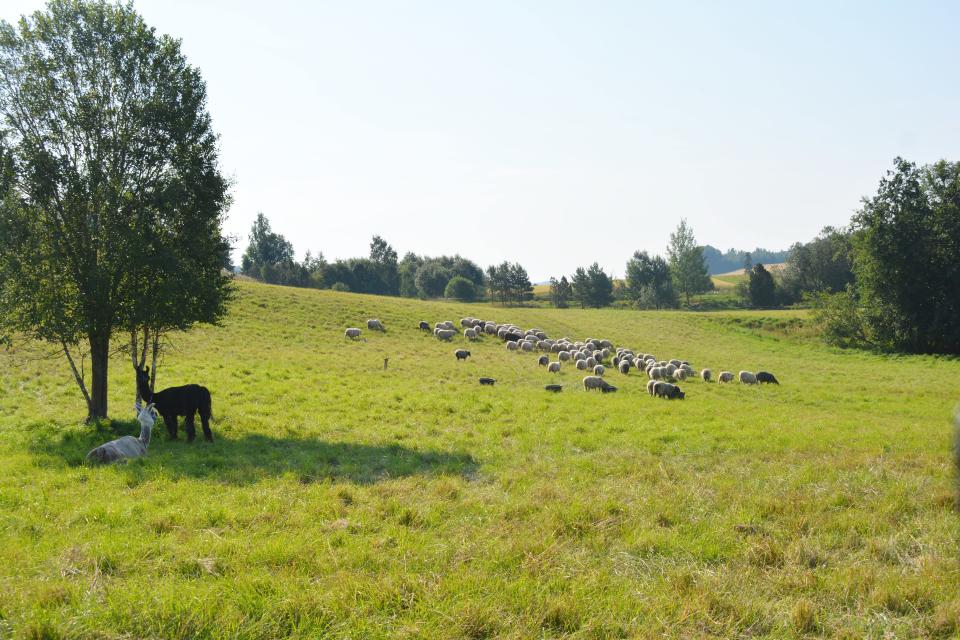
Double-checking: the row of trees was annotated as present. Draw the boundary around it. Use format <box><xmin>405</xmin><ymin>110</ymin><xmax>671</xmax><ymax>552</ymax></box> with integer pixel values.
<box><xmin>547</xmin><ymin>219</ymin><xmax>713</xmax><ymax>309</ymax></box>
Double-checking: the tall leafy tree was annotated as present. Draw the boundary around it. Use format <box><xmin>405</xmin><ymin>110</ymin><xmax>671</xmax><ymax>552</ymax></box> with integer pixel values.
<box><xmin>486</xmin><ymin>262</ymin><xmax>510</xmax><ymax>304</ymax></box>
<box><xmin>398</xmin><ymin>252</ymin><xmax>423</xmax><ymax>298</ymax></box>
<box><xmin>625</xmin><ymin>250</ymin><xmax>674</xmax><ymax>308</ymax></box>
<box><xmin>369</xmin><ymin>235</ymin><xmax>399</xmax><ymax>295</ymax></box>
<box><xmin>415</xmin><ymin>260</ymin><xmax>451</xmax><ymax>298</ymax></box>
<box><xmin>0</xmin><ymin>0</ymin><xmax>231</xmax><ymax>420</ymax></box>
<box><xmin>570</xmin><ymin>267</ymin><xmax>590</xmax><ymax>308</ymax></box>
<box><xmin>549</xmin><ymin>276</ymin><xmax>572</xmax><ymax>308</ymax></box>
<box><xmin>667</xmin><ymin>219</ymin><xmax>712</xmax><ymax>305</ymax></box>
<box><xmin>850</xmin><ymin>157</ymin><xmax>960</xmax><ymax>353</ymax></box>
<box><xmin>507</xmin><ymin>263</ymin><xmax>533</xmax><ymax>304</ymax></box>
<box><xmin>745</xmin><ymin>263</ymin><xmax>777</xmax><ymax>308</ymax></box>
<box><xmin>241</xmin><ymin>213</ymin><xmax>295</xmax><ymax>278</ymax></box>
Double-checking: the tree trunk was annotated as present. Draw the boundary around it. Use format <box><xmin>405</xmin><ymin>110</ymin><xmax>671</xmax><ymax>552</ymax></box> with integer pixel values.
<box><xmin>88</xmin><ymin>332</ymin><xmax>110</xmax><ymax>421</ymax></box>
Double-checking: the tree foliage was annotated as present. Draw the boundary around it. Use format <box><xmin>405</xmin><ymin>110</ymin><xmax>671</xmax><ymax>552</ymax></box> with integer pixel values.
<box><xmin>848</xmin><ymin>157</ymin><xmax>960</xmax><ymax>353</ymax></box>
<box><xmin>549</xmin><ymin>276</ymin><xmax>572</xmax><ymax>308</ymax></box>
<box><xmin>486</xmin><ymin>262</ymin><xmax>531</xmax><ymax>305</ymax></box>
<box><xmin>625</xmin><ymin>250</ymin><xmax>676</xmax><ymax>309</ymax></box>
<box><xmin>0</xmin><ymin>0</ymin><xmax>231</xmax><ymax>420</ymax></box>
<box><xmin>745</xmin><ymin>263</ymin><xmax>777</xmax><ymax>308</ymax></box>
<box><xmin>570</xmin><ymin>263</ymin><xmax>614</xmax><ymax>308</ymax></box>
<box><xmin>444</xmin><ymin>275</ymin><xmax>476</xmax><ymax>301</ymax></box>
<box><xmin>667</xmin><ymin>219</ymin><xmax>712</xmax><ymax>305</ymax></box>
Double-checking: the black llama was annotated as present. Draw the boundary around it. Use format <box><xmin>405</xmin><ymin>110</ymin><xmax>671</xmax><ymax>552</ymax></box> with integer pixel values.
<box><xmin>135</xmin><ymin>366</ymin><xmax>214</xmax><ymax>442</ymax></box>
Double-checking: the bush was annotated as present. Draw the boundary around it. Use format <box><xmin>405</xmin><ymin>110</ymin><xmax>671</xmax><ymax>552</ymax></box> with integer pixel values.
<box><xmin>330</xmin><ymin>282</ymin><xmax>350</xmax><ymax>292</ymax></box>
<box><xmin>809</xmin><ymin>287</ymin><xmax>868</xmax><ymax>348</ymax></box>
<box><xmin>444</xmin><ymin>276</ymin><xmax>476</xmax><ymax>301</ymax></box>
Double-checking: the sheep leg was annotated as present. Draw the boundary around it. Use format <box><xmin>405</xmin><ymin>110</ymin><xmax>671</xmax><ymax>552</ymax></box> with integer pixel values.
<box><xmin>163</xmin><ymin>414</ymin><xmax>178</xmax><ymax>440</ymax></box>
<box><xmin>184</xmin><ymin>411</ymin><xmax>197</xmax><ymax>443</ymax></box>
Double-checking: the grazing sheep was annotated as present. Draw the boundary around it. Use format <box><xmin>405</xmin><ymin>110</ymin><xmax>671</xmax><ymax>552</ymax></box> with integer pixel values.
<box><xmin>648</xmin><ymin>367</ymin><xmax>664</xmax><ymax>380</ymax></box>
<box><xmin>674</xmin><ymin>368</ymin><xmax>688</xmax><ymax>381</ymax></box>
<box><xmin>519</xmin><ymin>341</ymin><xmax>534</xmax><ymax>352</ymax></box>
<box><xmin>435</xmin><ymin>329</ymin><xmax>456</xmax><ymax>341</ymax></box>
<box><xmin>756</xmin><ymin>371</ymin><xmax>779</xmax><ymax>385</ymax></box>
<box><xmin>583</xmin><ymin>376</ymin><xmax>617</xmax><ymax>392</ymax></box>
<box><xmin>585</xmin><ymin>357</ymin><xmax>597</xmax><ymax>369</ymax></box>
<box><xmin>739</xmin><ymin>371</ymin><xmax>758</xmax><ymax>385</ymax></box>
<box><xmin>593</xmin><ymin>364</ymin><xmax>605</xmax><ymax>376</ymax></box>
<box><xmin>547</xmin><ymin>362</ymin><xmax>561</xmax><ymax>373</ymax></box>
<box><xmin>618</xmin><ymin>361</ymin><xmax>631</xmax><ymax>375</ymax></box>
<box><xmin>464</xmin><ymin>328</ymin><xmax>478</xmax><ymax>340</ymax></box>
<box><xmin>701</xmin><ymin>368</ymin><xmax>712</xmax><ymax>382</ymax></box>
<box><xmin>506</xmin><ymin>341</ymin><xmax>520</xmax><ymax>351</ymax></box>
<box><xmin>344</xmin><ymin>327</ymin><xmax>362</xmax><ymax>339</ymax></box>
<box><xmin>669</xmin><ymin>359</ymin><xmax>682</xmax><ymax>367</ymax></box>
<box><xmin>646</xmin><ymin>379</ymin><xmax>657</xmax><ymax>395</ymax></box>
<box><xmin>718</xmin><ymin>371</ymin><xmax>734</xmax><ymax>383</ymax></box>
<box><xmin>653</xmin><ymin>382</ymin><xmax>685</xmax><ymax>400</ymax></box>
<box><xmin>479</xmin><ymin>377</ymin><xmax>496</xmax><ymax>386</ymax></box>
<box><xmin>544</xmin><ymin>384</ymin><xmax>563</xmax><ymax>392</ymax></box>
<box><xmin>558</xmin><ymin>351</ymin><xmax>572</xmax><ymax>362</ymax></box>
<box><xmin>504</xmin><ymin>332</ymin><xmax>524</xmax><ymax>342</ymax></box>
<box><xmin>484</xmin><ymin>323</ymin><xmax>497</xmax><ymax>335</ymax></box>
<box><xmin>538</xmin><ymin>355</ymin><xmax>549</xmax><ymax>367</ymax></box>
<box><xmin>460</xmin><ymin>318</ymin><xmax>473</xmax><ymax>328</ymax></box>
<box><xmin>454</xmin><ymin>349</ymin><xmax>471</xmax><ymax>361</ymax></box>
<box><xmin>600</xmin><ymin>340</ymin><xmax>613</xmax><ymax>349</ymax></box>
<box><xmin>87</xmin><ymin>404</ymin><xmax>156</xmax><ymax>464</ymax></box>
<box><xmin>576</xmin><ymin>359</ymin><xmax>589</xmax><ymax>370</ymax></box>
<box><xmin>367</xmin><ymin>318</ymin><xmax>385</xmax><ymax>331</ymax></box>
<box><xmin>418</xmin><ymin>321</ymin><xmax>430</xmax><ymax>331</ymax></box>
<box><xmin>665</xmin><ymin>363</ymin><xmax>677</xmax><ymax>377</ymax></box>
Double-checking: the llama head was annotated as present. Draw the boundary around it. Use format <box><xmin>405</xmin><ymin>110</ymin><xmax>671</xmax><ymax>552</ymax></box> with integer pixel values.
<box><xmin>135</xmin><ymin>403</ymin><xmax>156</xmax><ymax>429</ymax></box>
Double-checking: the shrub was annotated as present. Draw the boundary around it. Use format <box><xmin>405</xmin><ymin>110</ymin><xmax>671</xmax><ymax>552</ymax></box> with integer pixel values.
<box><xmin>444</xmin><ymin>276</ymin><xmax>476</xmax><ymax>301</ymax></box>
<box><xmin>330</xmin><ymin>282</ymin><xmax>350</xmax><ymax>292</ymax></box>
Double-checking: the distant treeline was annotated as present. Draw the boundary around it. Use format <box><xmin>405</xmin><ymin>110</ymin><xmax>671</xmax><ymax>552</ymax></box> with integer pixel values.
<box><xmin>702</xmin><ymin>246</ymin><xmax>789</xmax><ymax>274</ymax></box>
<box><xmin>236</xmin><ymin>157</ymin><xmax>960</xmax><ymax>354</ymax></box>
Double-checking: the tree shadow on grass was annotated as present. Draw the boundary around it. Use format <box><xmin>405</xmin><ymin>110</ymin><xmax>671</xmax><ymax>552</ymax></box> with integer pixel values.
<box><xmin>28</xmin><ymin>421</ymin><xmax>479</xmax><ymax>486</ymax></box>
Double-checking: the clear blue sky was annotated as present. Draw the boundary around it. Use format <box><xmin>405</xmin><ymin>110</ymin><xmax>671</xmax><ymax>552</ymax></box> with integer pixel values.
<box><xmin>5</xmin><ymin>1</ymin><xmax>960</xmax><ymax>280</ymax></box>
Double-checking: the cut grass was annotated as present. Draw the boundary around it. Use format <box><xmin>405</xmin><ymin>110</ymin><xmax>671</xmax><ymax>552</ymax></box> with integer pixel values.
<box><xmin>0</xmin><ymin>280</ymin><xmax>958</xmax><ymax>638</ymax></box>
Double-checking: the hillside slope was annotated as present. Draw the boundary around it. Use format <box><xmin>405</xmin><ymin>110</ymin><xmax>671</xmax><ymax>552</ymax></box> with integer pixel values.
<box><xmin>0</xmin><ymin>280</ymin><xmax>957</xmax><ymax>638</ymax></box>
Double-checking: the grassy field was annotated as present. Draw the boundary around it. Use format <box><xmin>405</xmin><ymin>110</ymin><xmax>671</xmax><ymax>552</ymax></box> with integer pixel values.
<box><xmin>1</xmin><ymin>280</ymin><xmax>958</xmax><ymax>639</ymax></box>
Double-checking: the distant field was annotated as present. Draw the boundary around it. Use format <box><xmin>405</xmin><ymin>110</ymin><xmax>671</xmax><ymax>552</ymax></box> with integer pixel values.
<box><xmin>1</xmin><ymin>280</ymin><xmax>957</xmax><ymax>638</ymax></box>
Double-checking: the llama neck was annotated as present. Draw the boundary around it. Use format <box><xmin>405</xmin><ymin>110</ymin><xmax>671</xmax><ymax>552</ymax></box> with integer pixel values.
<box><xmin>138</xmin><ymin>422</ymin><xmax>152</xmax><ymax>448</ymax></box>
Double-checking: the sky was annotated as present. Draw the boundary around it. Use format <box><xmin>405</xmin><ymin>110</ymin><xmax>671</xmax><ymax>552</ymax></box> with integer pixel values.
<box><xmin>4</xmin><ymin>1</ymin><xmax>960</xmax><ymax>280</ymax></box>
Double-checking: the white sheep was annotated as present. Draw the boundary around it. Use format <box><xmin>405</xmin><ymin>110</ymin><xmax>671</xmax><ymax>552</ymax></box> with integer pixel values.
<box><xmin>548</xmin><ymin>362</ymin><xmax>561</xmax><ymax>373</ymax></box>
<box><xmin>674</xmin><ymin>368</ymin><xmax>688</xmax><ymax>381</ymax></box>
<box><xmin>576</xmin><ymin>359</ymin><xmax>589</xmax><ymax>370</ymax></box>
<box><xmin>582</xmin><ymin>376</ymin><xmax>616</xmax><ymax>392</ymax></box>
<box><xmin>435</xmin><ymin>328</ymin><xmax>456</xmax><ymax>341</ymax></box>
<box><xmin>87</xmin><ymin>404</ymin><xmax>156</xmax><ymax>464</ymax></box>
<box><xmin>344</xmin><ymin>327</ymin><xmax>362</xmax><ymax>339</ymax></box>
<box><xmin>464</xmin><ymin>328</ymin><xmax>478</xmax><ymax>340</ymax></box>
<box><xmin>506</xmin><ymin>341</ymin><xmax>520</xmax><ymax>351</ymax></box>
<box><xmin>718</xmin><ymin>371</ymin><xmax>734</xmax><ymax>383</ymax></box>
<box><xmin>367</xmin><ymin>318</ymin><xmax>385</xmax><ymax>331</ymax></box>
<box><xmin>520</xmin><ymin>341</ymin><xmax>535</xmax><ymax>352</ymax></box>
<box><xmin>739</xmin><ymin>371</ymin><xmax>758</xmax><ymax>385</ymax></box>
<box><xmin>558</xmin><ymin>351</ymin><xmax>572</xmax><ymax>362</ymax></box>
<box><xmin>646</xmin><ymin>379</ymin><xmax>657</xmax><ymax>395</ymax></box>
<box><xmin>593</xmin><ymin>364</ymin><xmax>605</xmax><ymax>376</ymax></box>
<box><xmin>701</xmin><ymin>368</ymin><xmax>712</xmax><ymax>382</ymax></box>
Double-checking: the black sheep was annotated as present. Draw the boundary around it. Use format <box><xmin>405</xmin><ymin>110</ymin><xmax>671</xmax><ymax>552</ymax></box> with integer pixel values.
<box><xmin>479</xmin><ymin>377</ymin><xmax>496</xmax><ymax>386</ymax></box>
<box><xmin>135</xmin><ymin>366</ymin><xmax>213</xmax><ymax>442</ymax></box>
<box><xmin>455</xmin><ymin>349</ymin><xmax>471</xmax><ymax>361</ymax></box>
<box><xmin>418</xmin><ymin>321</ymin><xmax>430</xmax><ymax>331</ymax></box>
<box><xmin>756</xmin><ymin>371</ymin><xmax>779</xmax><ymax>384</ymax></box>
<box><xmin>544</xmin><ymin>384</ymin><xmax>563</xmax><ymax>392</ymax></box>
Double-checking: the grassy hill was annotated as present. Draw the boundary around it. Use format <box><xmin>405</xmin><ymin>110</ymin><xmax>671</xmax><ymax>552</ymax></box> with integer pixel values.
<box><xmin>1</xmin><ymin>280</ymin><xmax>958</xmax><ymax>638</ymax></box>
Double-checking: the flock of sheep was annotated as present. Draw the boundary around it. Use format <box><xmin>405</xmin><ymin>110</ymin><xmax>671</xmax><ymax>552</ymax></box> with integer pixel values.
<box><xmin>346</xmin><ymin>315</ymin><xmax>780</xmax><ymax>399</ymax></box>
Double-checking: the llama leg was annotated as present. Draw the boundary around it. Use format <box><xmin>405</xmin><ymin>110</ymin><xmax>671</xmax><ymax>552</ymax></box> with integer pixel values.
<box><xmin>184</xmin><ymin>411</ymin><xmax>197</xmax><ymax>443</ymax></box>
<box><xmin>200</xmin><ymin>409</ymin><xmax>213</xmax><ymax>442</ymax></box>
<box><xmin>164</xmin><ymin>414</ymin><xmax>178</xmax><ymax>440</ymax></box>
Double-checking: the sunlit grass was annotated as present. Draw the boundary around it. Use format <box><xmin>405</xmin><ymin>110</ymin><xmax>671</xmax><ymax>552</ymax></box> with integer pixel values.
<box><xmin>0</xmin><ymin>280</ymin><xmax>957</xmax><ymax>638</ymax></box>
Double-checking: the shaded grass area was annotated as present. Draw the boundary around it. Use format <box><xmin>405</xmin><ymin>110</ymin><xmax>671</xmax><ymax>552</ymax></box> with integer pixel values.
<box><xmin>0</xmin><ymin>281</ymin><xmax>958</xmax><ymax>638</ymax></box>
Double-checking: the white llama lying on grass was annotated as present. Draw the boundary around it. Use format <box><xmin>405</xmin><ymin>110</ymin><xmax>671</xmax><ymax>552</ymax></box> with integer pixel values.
<box><xmin>86</xmin><ymin>404</ymin><xmax>156</xmax><ymax>464</ymax></box>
